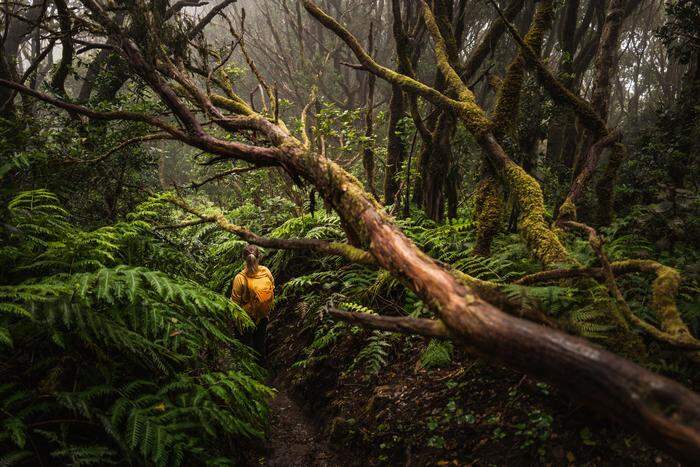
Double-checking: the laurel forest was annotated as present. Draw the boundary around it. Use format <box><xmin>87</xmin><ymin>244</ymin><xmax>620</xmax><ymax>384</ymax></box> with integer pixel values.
<box><xmin>0</xmin><ymin>0</ymin><xmax>699</xmax><ymax>465</ymax></box>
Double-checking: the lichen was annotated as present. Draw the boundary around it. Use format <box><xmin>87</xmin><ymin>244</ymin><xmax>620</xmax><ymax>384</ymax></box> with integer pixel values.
<box><xmin>504</xmin><ymin>162</ymin><xmax>570</xmax><ymax>266</ymax></box>
<box><xmin>472</xmin><ymin>177</ymin><xmax>503</xmax><ymax>256</ymax></box>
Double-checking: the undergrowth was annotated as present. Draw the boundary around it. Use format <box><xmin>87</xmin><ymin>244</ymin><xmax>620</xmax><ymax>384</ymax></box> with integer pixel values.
<box><xmin>0</xmin><ymin>191</ymin><xmax>273</xmax><ymax>466</ymax></box>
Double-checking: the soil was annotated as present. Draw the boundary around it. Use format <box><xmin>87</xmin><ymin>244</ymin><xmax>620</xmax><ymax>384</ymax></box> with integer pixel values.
<box><xmin>262</xmin><ymin>377</ymin><xmax>344</xmax><ymax>467</ymax></box>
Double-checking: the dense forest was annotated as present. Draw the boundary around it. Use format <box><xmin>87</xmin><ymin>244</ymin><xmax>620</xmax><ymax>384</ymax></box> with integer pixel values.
<box><xmin>1</xmin><ymin>0</ymin><xmax>699</xmax><ymax>465</ymax></box>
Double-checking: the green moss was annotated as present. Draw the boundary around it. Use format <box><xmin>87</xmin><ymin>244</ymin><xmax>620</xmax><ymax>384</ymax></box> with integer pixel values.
<box><xmin>492</xmin><ymin>0</ymin><xmax>553</xmax><ymax>132</ymax></box>
<box><xmin>472</xmin><ymin>177</ymin><xmax>503</xmax><ymax>256</ymax></box>
<box><xmin>505</xmin><ymin>163</ymin><xmax>570</xmax><ymax>266</ymax></box>
<box><xmin>492</xmin><ymin>58</ymin><xmax>525</xmax><ymax>132</ymax></box>
<box><xmin>421</xmin><ymin>2</ymin><xmax>493</xmax><ymax>134</ymax></box>
<box><xmin>610</xmin><ymin>260</ymin><xmax>693</xmax><ymax>341</ymax></box>
<box><xmin>211</xmin><ymin>93</ymin><xmax>253</xmax><ymax>115</ymax></box>
<box><xmin>558</xmin><ymin>197</ymin><xmax>577</xmax><ymax>221</ymax></box>
<box><xmin>328</xmin><ymin>241</ymin><xmax>375</xmax><ymax>265</ymax></box>
<box><xmin>652</xmin><ymin>266</ymin><xmax>690</xmax><ymax>337</ymax></box>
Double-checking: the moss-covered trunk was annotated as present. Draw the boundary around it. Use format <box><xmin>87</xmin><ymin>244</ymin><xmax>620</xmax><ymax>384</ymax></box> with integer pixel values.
<box><xmin>472</xmin><ymin>173</ymin><xmax>503</xmax><ymax>256</ymax></box>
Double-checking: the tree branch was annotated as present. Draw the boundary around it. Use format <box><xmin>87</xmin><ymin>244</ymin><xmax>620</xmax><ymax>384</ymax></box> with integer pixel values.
<box><xmin>563</xmin><ymin>221</ymin><xmax>700</xmax><ymax>352</ymax></box>
<box><xmin>0</xmin><ymin>78</ymin><xmax>282</xmax><ymax>167</ymax></box>
<box><xmin>186</xmin><ymin>0</ymin><xmax>237</xmax><ymax>39</ymax></box>
<box><xmin>189</xmin><ymin>165</ymin><xmax>258</xmax><ymax>189</ymax></box>
<box><xmin>164</xmin><ymin>195</ymin><xmax>377</xmax><ymax>266</ymax></box>
<box><xmin>328</xmin><ymin>308</ymin><xmax>451</xmax><ymax>338</ymax></box>
<box><xmin>487</xmin><ymin>0</ymin><xmax>609</xmax><ymax>137</ymax></box>
<box><xmin>63</xmin><ymin>133</ymin><xmax>172</xmax><ymax>164</ymax></box>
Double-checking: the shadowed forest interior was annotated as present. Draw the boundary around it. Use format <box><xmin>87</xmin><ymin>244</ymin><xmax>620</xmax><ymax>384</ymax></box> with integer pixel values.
<box><xmin>0</xmin><ymin>0</ymin><xmax>699</xmax><ymax>465</ymax></box>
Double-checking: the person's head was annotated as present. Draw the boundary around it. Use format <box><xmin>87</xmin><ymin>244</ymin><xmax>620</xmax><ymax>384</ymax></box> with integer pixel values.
<box><xmin>242</xmin><ymin>244</ymin><xmax>260</xmax><ymax>272</ymax></box>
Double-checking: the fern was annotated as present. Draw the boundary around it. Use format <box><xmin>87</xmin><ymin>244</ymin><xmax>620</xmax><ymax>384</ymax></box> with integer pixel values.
<box><xmin>0</xmin><ymin>191</ymin><xmax>271</xmax><ymax>466</ymax></box>
<box><xmin>567</xmin><ymin>304</ymin><xmax>616</xmax><ymax>341</ymax></box>
<box><xmin>419</xmin><ymin>339</ymin><xmax>454</xmax><ymax>369</ymax></box>
<box><xmin>350</xmin><ymin>331</ymin><xmax>393</xmax><ymax>375</ymax></box>
<box><xmin>340</xmin><ymin>301</ymin><xmax>376</xmax><ymax>315</ymax></box>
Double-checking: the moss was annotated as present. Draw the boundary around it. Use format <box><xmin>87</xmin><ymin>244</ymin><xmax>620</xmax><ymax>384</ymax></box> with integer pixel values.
<box><xmin>472</xmin><ymin>177</ymin><xmax>503</xmax><ymax>256</ymax></box>
<box><xmin>492</xmin><ymin>58</ymin><xmax>525</xmax><ymax>132</ymax></box>
<box><xmin>652</xmin><ymin>266</ymin><xmax>691</xmax><ymax>337</ymax></box>
<box><xmin>492</xmin><ymin>0</ymin><xmax>553</xmax><ymax>132</ymax></box>
<box><xmin>421</xmin><ymin>2</ymin><xmax>493</xmax><ymax>135</ymax></box>
<box><xmin>328</xmin><ymin>241</ymin><xmax>375</xmax><ymax>265</ymax></box>
<box><xmin>558</xmin><ymin>197</ymin><xmax>577</xmax><ymax>222</ymax></box>
<box><xmin>606</xmin><ymin>260</ymin><xmax>693</xmax><ymax>342</ymax></box>
<box><xmin>210</xmin><ymin>93</ymin><xmax>253</xmax><ymax>115</ymax></box>
<box><xmin>505</xmin><ymin>162</ymin><xmax>570</xmax><ymax>266</ymax></box>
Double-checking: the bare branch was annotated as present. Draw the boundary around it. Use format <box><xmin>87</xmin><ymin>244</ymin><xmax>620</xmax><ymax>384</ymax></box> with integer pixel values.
<box><xmin>328</xmin><ymin>308</ymin><xmax>451</xmax><ymax>338</ymax></box>
<box><xmin>189</xmin><ymin>165</ymin><xmax>258</xmax><ymax>189</ymax></box>
<box><xmin>0</xmin><ymin>78</ymin><xmax>180</xmax><ymax>131</ymax></box>
<box><xmin>186</xmin><ymin>0</ymin><xmax>237</xmax><ymax>39</ymax></box>
<box><xmin>300</xmin><ymin>86</ymin><xmax>317</xmax><ymax>149</ymax></box>
<box><xmin>63</xmin><ymin>133</ymin><xmax>172</xmax><ymax>164</ymax></box>
<box><xmin>558</xmin><ymin>130</ymin><xmax>622</xmax><ymax>221</ymax></box>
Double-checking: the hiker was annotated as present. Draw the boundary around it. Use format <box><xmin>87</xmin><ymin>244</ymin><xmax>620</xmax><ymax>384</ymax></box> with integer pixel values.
<box><xmin>231</xmin><ymin>244</ymin><xmax>275</xmax><ymax>360</ymax></box>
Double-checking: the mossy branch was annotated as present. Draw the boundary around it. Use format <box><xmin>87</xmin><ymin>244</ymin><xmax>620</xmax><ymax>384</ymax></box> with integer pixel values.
<box><xmin>487</xmin><ymin>0</ymin><xmax>609</xmax><ymax>138</ymax></box>
<box><xmin>420</xmin><ymin>1</ymin><xmax>492</xmax><ymax>133</ymax></box>
<box><xmin>505</xmin><ymin>163</ymin><xmax>570</xmax><ymax>265</ymax></box>
<box><xmin>163</xmin><ymin>194</ymin><xmax>377</xmax><ymax>266</ymax></box>
<box><xmin>472</xmin><ymin>175</ymin><xmax>503</xmax><ymax>257</ymax></box>
<box><xmin>328</xmin><ymin>308</ymin><xmax>451</xmax><ymax>338</ymax></box>
<box><xmin>302</xmin><ymin>0</ymin><xmax>491</xmax><ymax>135</ymax></box>
<box><xmin>550</xmin><ymin>222</ymin><xmax>700</xmax><ymax>352</ymax></box>
<box><xmin>492</xmin><ymin>0</ymin><xmax>553</xmax><ymax>133</ymax></box>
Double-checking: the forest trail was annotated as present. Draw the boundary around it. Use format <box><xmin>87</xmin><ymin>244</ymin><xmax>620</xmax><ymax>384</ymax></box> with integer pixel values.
<box><xmin>263</xmin><ymin>378</ymin><xmax>342</xmax><ymax>467</ymax></box>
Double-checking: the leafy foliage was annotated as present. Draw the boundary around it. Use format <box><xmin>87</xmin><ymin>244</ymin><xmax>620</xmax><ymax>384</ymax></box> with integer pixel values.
<box><xmin>0</xmin><ymin>191</ymin><xmax>272</xmax><ymax>466</ymax></box>
<box><xmin>419</xmin><ymin>339</ymin><xmax>454</xmax><ymax>369</ymax></box>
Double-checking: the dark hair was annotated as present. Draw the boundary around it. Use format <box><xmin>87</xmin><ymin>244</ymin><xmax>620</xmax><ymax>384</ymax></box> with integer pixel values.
<box><xmin>243</xmin><ymin>244</ymin><xmax>260</xmax><ymax>272</ymax></box>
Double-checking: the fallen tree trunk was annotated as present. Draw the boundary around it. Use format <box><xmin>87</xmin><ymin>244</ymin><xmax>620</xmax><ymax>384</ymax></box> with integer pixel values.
<box><xmin>249</xmin><ymin>106</ymin><xmax>700</xmax><ymax>463</ymax></box>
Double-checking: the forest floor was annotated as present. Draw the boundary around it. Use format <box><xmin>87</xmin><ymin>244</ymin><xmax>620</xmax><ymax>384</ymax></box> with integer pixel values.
<box><xmin>251</xmin><ymin>301</ymin><xmax>688</xmax><ymax>466</ymax></box>
<box><xmin>262</xmin><ymin>376</ymin><xmax>344</xmax><ymax>466</ymax></box>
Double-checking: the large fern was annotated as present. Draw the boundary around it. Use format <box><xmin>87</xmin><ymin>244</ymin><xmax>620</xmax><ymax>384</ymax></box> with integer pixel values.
<box><xmin>0</xmin><ymin>191</ymin><xmax>271</xmax><ymax>466</ymax></box>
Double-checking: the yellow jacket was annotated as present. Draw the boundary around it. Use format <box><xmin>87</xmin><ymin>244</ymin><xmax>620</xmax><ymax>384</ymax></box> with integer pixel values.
<box><xmin>231</xmin><ymin>266</ymin><xmax>275</xmax><ymax>323</ymax></box>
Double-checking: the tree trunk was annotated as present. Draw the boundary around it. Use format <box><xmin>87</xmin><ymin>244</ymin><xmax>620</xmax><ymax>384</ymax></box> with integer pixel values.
<box><xmin>472</xmin><ymin>170</ymin><xmax>502</xmax><ymax>256</ymax></box>
<box><xmin>0</xmin><ymin>0</ymin><xmax>47</xmax><ymax>118</ymax></box>
<box><xmin>384</xmin><ymin>84</ymin><xmax>406</xmax><ymax>206</ymax></box>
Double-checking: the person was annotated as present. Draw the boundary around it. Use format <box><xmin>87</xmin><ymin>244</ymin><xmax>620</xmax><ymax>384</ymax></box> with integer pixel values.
<box><xmin>231</xmin><ymin>244</ymin><xmax>275</xmax><ymax>360</ymax></box>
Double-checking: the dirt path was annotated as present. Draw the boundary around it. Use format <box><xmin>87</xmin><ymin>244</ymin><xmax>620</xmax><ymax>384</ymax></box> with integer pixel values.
<box><xmin>263</xmin><ymin>382</ymin><xmax>342</xmax><ymax>466</ymax></box>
